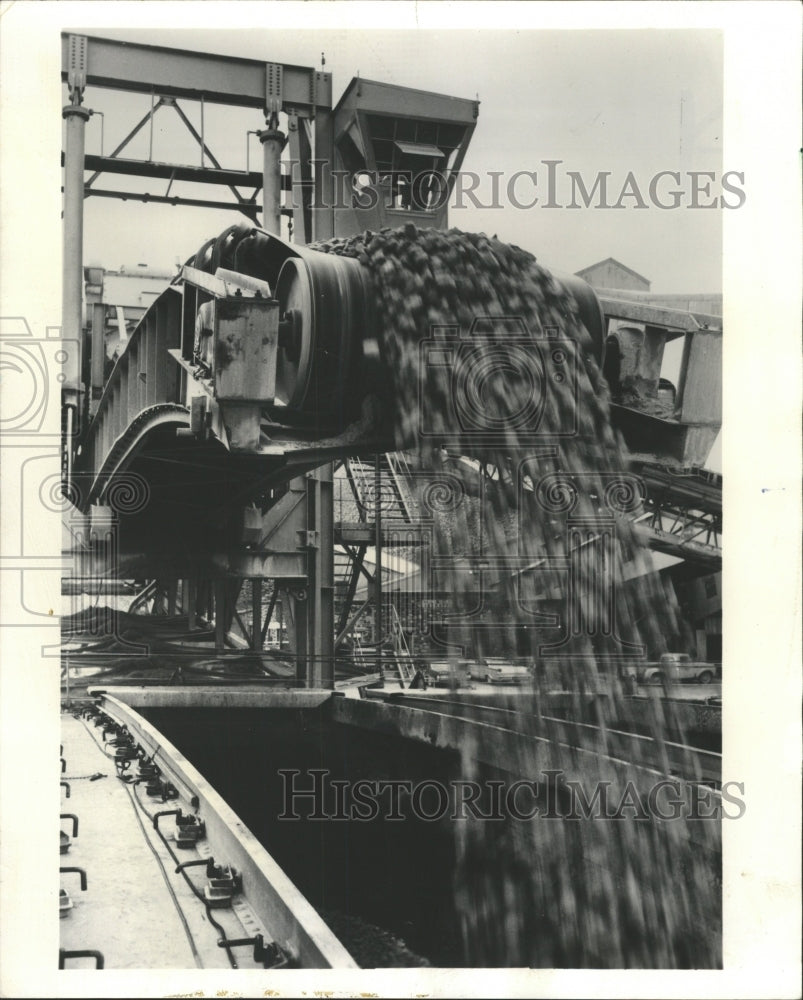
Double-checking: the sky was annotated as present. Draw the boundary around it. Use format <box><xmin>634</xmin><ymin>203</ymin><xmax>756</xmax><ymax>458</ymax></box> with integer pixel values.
<box><xmin>68</xmin><ymin>27</ymin><xmax>724</xmax><ymax>294</ymax></box>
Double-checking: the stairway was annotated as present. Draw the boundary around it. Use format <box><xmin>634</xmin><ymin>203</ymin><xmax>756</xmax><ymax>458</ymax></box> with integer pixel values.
<box><xmin>343</xmin><ymin>453</ymin><xmax>415</xmax><ymax>523</ymax></box>
<box><xmin>386</xmin><ymin>603</ymin><xmax>416</xmax><ymax>686</ymax></box>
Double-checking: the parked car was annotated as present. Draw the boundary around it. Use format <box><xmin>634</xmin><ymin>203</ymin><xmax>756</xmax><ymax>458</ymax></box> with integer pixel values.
<box><xmin>639</xmin><ymin>653</ymin><xmax>717</xmax><ymax>685</ymax></box>
<box><xmin>426</xmin><ymin>660</ymin><xmax>469</xmax><ymax>687</ymax></box>
<box><xmin>480</xmin><ymin>658</ymin><xmax>531</xmax><ymax>686</ymax></box>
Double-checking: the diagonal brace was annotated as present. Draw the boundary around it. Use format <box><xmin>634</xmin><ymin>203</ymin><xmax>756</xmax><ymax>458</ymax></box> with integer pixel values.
<box><xmin>84</xmin><ymin>96</ymin><xmax>169</xmax><ymax>190</ymax></box>
<box><xmin>168</xmin><ymin>97</ymin><xmax>251</xmax><ymax>207</ymax></box>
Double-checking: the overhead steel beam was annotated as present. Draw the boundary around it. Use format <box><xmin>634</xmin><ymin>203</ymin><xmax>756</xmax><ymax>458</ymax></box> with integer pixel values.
<box><xmin>61</xmin><ymin>33</ymin><xmax>332</xmax><ymax>115</ymax></box>
<box><xmin>85</xmin><ymin>188</ymin><xmax>262</xmax><ymax>219</ymax></box>
<box><xmin>77</xmin><ymin>153</ymin><xmax>267</xmax><ymax>189</ymax></box>
<box><xmin>334</xmin><ymin>524</ymin><xmax>427</xmax><ymax>546</ymax></box>
<box><xmin>60</xmin><ymin>548</ymin><xmax>308</xmax><ymax>581</ymax></box>
<box><xmin>599</xmin><ymin>296</ymin><xmax>706</xmax><ymax>336</ymax></box>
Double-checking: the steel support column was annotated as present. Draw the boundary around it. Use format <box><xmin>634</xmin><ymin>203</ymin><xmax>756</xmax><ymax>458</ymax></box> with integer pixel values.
<box><xmin>309</xmin><ymin>463</ymin><xmax>334</xmax><ymax>688</ymax></box>
<box><xmin>185</xmin><ymin>578</ymin><xmax>197</xmax><ymax>632</ymax></box>
<box><xmin>279</xmin><ymin>465</ymin><xmax>335</xmax><ymax>688</ymax></box>
<box><xmin>260</xmin><ymin>128</ymin><xmax>285</xmax><ymax>236</ymax></box>
<box><xmin>250</xmin><ymin>578</ymin><xmax>263</xmax><ymax>650</ymax></box>
<box><xmin>89</xmin><ymin>302</ymin><xmax>106</xmax><ymax>413</ymax></box>
<box><xmin>282</xmin><ymin>574</ymin><xmax>309</xmax><ymax>683</ymax></box>
<box><xmin>287</xmin><ymin>114</ymin><xmax>313</xmax><ymax>244</ymax></box>
<box><xmin>214</xmin><ymin>580</ymin><xmax>227</xmax><ymax>651</ymax></box>
<box><xmin>62</xmin><ymin>103</ymin><xmax>91</xmax><ymax>426</ymax></box>
<box><xmin>312</xmin><ymin>111</ymin><xmax>335</xmax><ymax>240</ymax></box>
<box><xmin>374</xmin><ymin>456</ymin><xmax>383</xmax><ymax>678</ymax></box>
<box><xmin>260</xmin><ymin>585</ymin><xmax>278</xmax><ymax>647</ymax></box>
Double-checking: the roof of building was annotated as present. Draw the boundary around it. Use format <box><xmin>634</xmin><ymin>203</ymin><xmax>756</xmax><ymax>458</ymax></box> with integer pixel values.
<box><xmin>575</xmin><ymin>257</ymin><xmax>651</xmax><ymax>286</ymax></box>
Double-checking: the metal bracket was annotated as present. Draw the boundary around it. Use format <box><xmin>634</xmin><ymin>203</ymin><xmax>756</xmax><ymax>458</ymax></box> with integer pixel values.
<box><xmin>204</xmin><ymin>863</ymin><xmax>242</xmax><ymax>908</ymax></box>
<box><xmin>298</xmin><ymin>530</ymin><xmax>319</xmax><ymax>550</ymax></box>
<box><xmin>181</xmin><ymin>264</ymin><xmax>272</xmax><ymax>301</ymax></box>
<box><xmin>309</xmin><ymin>71</ymin><xmax>322</xmax><ymax>120</ymax></box>
<box><xmin>190</xmin><ymin>394</ymin><xmax>209</xmax><ymax>436</ymax></box>
<box><xmin>220</xmin><ymin>933</ymin><xmax>289</xmax><ymax>969</ymax></box>
<box><xmin>59</xmin><ymin>948</ymin><xmax>105</xmax><ymax>969</ymax></box>
<box><xmin>60</xmin><ymin>867</ymin><xmax>88</xmax><ymax>891</ymax></box>
<box><xmin>243</xmin><ymin>506</ymin><xmax>263</xmax><ymax>546</ymax></box>
<box><xmin>174</xmin><ymin>811</ymin><xmax>206</xmax><ymax>849</ymax></box>
<box><xmin>67</xmin><ymin>34</ymin><xmax>88</xmax><ymax>102</ymax></box>
<box><xmin>146</xmin><ymin>777</ymin><xmax>178</xmax><ymax>801</ymax></box>
<box><xmin>265</xmin><ymin>62</ymin><xmax>284</xmax><ymax>120</ymax></box>
<box><xmin>61</xmin><ymin>814</ymin><xmax>79</xmax><ymax>837</ymax></box>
